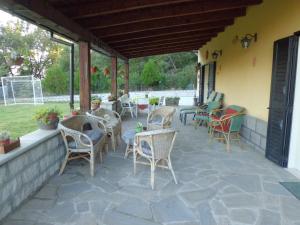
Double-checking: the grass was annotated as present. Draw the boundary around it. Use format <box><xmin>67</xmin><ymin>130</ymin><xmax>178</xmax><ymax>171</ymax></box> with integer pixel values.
<box><xmin>0</xmin><ymin>102</ymin><xmax>79</xmax><ymax>139</ymax></box>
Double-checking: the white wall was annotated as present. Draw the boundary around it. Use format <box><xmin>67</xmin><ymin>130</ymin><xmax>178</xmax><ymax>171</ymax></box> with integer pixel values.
<box><xmin>288</xmin><ymin>37</ymin><xmax>300</xmax><ymax>171</ymax></box>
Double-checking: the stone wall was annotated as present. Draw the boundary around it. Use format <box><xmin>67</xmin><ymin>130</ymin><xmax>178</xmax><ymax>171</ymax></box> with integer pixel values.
<box><xmin>0</xmin><ymin>130</ymin><xmax>66</xmax><ymax>221</ymax></box>
<box><xmin>240</xmin><ymin>115</ymin><xmax>268</xmax><ymax>153</ymax></box>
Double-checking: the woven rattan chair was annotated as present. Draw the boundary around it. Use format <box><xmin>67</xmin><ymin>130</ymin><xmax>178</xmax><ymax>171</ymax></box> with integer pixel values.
<box><xmin>147</xmin><ymin>106</ymin><xmax>176</xmax><ymax>130</ymax></box>
<box><xmin>120</xmin><ymin>94</ymin><xmax>136</xmax><ymax>118</ymax></box>
<box><xmin>86</xmin><ymin>108</ymin><xmax>122</xmax><ymax>152</ymax></box>
<box><xmin>133</xmin><ymin>128</ymin><xmax>178</xmax><ymax>189</ymax></box>
<box><xmin>59</xmin><ymin>115</ymin><xmax>108</xmax><ymax>176</ymax></box>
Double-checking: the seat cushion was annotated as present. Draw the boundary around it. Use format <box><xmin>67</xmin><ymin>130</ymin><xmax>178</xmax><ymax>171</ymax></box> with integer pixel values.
<box><xmin>141</xmin><ymin>141</ymin><xmax>152</xmax><ymax>156</ymax></box>
<box><xmin>68</xmin><ymin>129</ymin><xmax>104</xmax><ymax>148</ymax></box>
<box><xmin>149</xmin><ymin>115</ymin><xmax>163</xmax><ymax>125</ymax></box>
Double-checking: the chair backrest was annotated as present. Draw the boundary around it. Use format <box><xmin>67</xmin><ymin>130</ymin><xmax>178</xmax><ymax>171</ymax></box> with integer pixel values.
<box><xmin>206</xmin><ymin>91</ymin><xmax>217</xmax><ymax>102</ymax></box>
<box><xmin>207</xmin><ymin>101</ymin><xmax>221</xmax><ymax>112</ymax></box>
<box><xmin>136</xmin><ymin>129</ymin><xmax>177</xmax><ymax>160</ymax></box>
<box><xmin>60</xmin><ymin>115</ymin><xmax>101</xmax><ymax>132</ymax></box>
<box><xmin>225</xmin><ymin>105</ymin><xmax>245</xmax><ymax>133</ymax></box>
<box><xmin>90</xmin><ymin>108</ymin><xmax>115</xmax><ymax>118</ymax></box>
<box><xmin>120</xmin><ymin>94</ymin><xmax>130</xmax><ymax>105</ymax></box>
<box><xmin>159</xmin><ymin>96</ymin><xmax>165</xmax><ymax>106</ymax></box>
<box><xmin>214</xmin><ymin>92</ymin><xmax>224</xmax><ymax>103</ymax></box>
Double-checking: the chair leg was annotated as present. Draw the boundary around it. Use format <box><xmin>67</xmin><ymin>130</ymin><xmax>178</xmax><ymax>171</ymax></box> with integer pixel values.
<box><xmin>130</xmin><ymin>107</ymin><xmax>134</xmax><ymax>118</ymax></box>
<box><xmin>150</xmin><ymin>161</ymin><xmax>155</xmax><ymax>190</ymax></box>
<box><xmin>90</xmin><ymin>152</ymin><xmax>95</xmax><ymax>176</ymax></box>
<box><xmin>124</xmin><ymin>144</ymin><xmax>130</xmax><ymax>159</ymax></box>
<box><xmin>223</xmin><ymin>133</ymin><xmax>230</xmax><ymax>152</ymax></box>
<box><xmin>168</xmin><ymin>158</ymin><xmax>177</xmax><ymax>184</ymax></box>
<box><xmin>111</xmin><ymin>133</ymin><xmax>116</xmax><ymax>152</ymax></box>
<box><xmin>59</xmin><ymin>151</ymin><xmax>70</xmax><ymax>175</ymax></box>
<box><xmin>99</xmin><ymin>149</ymin><xmax>103</xmax><ymax>164</ymax></box>
<box><xmin>133</xmin><ymin>147</ymin><xmax>137</xmax><ymax>175</ymax></box>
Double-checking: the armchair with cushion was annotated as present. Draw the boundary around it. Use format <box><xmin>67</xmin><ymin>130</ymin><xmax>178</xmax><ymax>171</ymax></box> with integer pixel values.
<box><xmin>59</xmin><ymin>115</ymin><xmax>108</xmax><ymax>176</ymax></box>
<box><xmin>86</xmin><ymin>108</ymin><xmax>122</xmax><ymax>152</ymax></box>
<box><xmin>209</xmin><ymin>105</ymin><xmax>245</xmax><ymax>151</ymax></box>
<box><xmin>147</xmin><ymin>106</ymin><xmax>176</xmax><ymax>130</ymax></box>
<box><xmin>193</xmin><ymin>101</ymin><xmax>221</xmax><ymax>128</ymax></box>
<box><xmin>133</xmin><ymin>128</ymin><xmax>178</xmax><ymax>189</ymax></box>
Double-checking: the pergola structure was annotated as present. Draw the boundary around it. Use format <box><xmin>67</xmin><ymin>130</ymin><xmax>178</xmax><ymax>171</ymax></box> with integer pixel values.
<box><xmin>0</xmin><ymin>0</ymin><xmax>262</xmax><ymax>111</ymax></box>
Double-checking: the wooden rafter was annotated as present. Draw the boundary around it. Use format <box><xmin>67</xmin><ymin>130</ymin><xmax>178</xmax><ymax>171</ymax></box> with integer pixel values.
<box><xmin>95</xmin><ymin>19</ymin><xmax>233</xmax><ymax>39</ymax></box>
<box><xmin>116</xmin><ymin>38</ymin><xmax>211</xmax><ymax>52</ymax></box>
<box><xmin>77</xmin><ymin>0</ymin><xmax>262</xmax><ymax>29</ymax></box>
<box><xmin>56</xmin><ymin>0</ymin><xmax>195</xmax><ymax>19</ymax></box>
<box><xmin>90</xmin><ymin>8</ymin><xmax>245</xmax><ymax>35</ymax></box>
<box><xmin>104</xmin><ymin>28</ymin><xmax>224</xmax><ymax>44</ymax></box>
<box><xmin>127</xmin><ymin>47</ymin><xmax>200</xmax><ymax>58</ymax></box>
<box><xmin>111</xmin><ymin>33</ymin><xmax>218</xmax><ymax>49</ymax></box>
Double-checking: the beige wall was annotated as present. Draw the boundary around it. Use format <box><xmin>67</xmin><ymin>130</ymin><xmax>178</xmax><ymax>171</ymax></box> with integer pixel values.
<box><xmin>198</xmin><ymin>0</ymin><xmax>300</xmax><ymax>121</ymax></box>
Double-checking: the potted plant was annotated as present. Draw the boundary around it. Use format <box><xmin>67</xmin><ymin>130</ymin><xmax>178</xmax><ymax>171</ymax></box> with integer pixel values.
<box><xmin>71</xmin><ymin>109</ymin><xmax>80</xmax><ymax>116</ymax></box>
<box><xmin>91</xmin><ymin>96</ymin><xmax>102</xmax><ymax>110</ymax></box>
<box><xmin>103</xmin><ymin>67</ymin><xmax>110</xmax><ymax>76</ymax></box>
<box><xmin>0</xmin><ymin>131</ymin><xmax>10</xmax><ymax>145</ymax></box>
<box><xmin>34</xmin><ymin>107</ymin><xmax>61</xmax><ymax>130</ymax></box>
<box><xmin>149</xmin><ymin>97</ymin><xmax>159</xmax><ymax>106</ymax></box>
<box><xmin>165</xmin><ymin>97</ymin><xmax>180</xmax><ymax>106</ymax></box>
<box><xmin>91</xmin><ymin>66</ymin><xmax>98</xmax><ymax>74</ymax></box>
<box><xmin>108</xmin><ymin>95</ymin><xmax>117</xmax><ymax>102</ymax></box>
<box><xmin>135</xmin><ymin>122</ymin><xmax>143</xmax><ymax>133</ymax></box>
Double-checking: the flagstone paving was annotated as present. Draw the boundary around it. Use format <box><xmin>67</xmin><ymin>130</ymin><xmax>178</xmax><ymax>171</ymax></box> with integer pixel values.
<box><xmin>2</xmin><ymin>111</ymin><xmax>300</xmax><ymax>225</ymax></box>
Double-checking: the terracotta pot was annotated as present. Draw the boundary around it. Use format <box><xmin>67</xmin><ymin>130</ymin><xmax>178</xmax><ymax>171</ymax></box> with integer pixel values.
<box><xmin>48</xmin><ymin>112</ymin><xmax>58</xmax><ymax>120</ymax></box>
<box><xmin>91</xmin><ymin>102</ymin><xmax>100</xmax><ymax>110</ymax></box>
<box><xmin>103</xmin><ymin>68</ymin><xmax>110</xmax><ymax>76</ymax></box>
<box><xmin>91</xmin><ymin>66</ymin><xmax>98</xmax><ymax>74</ymax></box>
<box><xmin>0</xmin><ymin>139</ymin><xmax>10</xmax><ymax>145</ymax></box>
<box><xmin>37</xmin><ymin>117</ymin><xmax>59</xmax><ymax>130</ymax></box>
<box><xmin>71</xmin><ymin>111</ymin><xmax>80</xmax><ymax>116</ymax></box>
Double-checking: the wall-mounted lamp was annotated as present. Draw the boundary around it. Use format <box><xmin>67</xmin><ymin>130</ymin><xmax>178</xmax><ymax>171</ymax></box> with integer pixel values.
<box><xmin>212</xmin><ymin>50</ymin><xmax>222</xmax><ymax>60</ymax></box>
<box><xmin>240</xmin><ymin>33</ymin><xmax>257</xmax><ymax>49</ymax></box>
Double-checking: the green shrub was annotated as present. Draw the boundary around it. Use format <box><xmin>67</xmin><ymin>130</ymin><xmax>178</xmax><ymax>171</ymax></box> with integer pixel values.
<box><xmin>42</xmin><ymin>65</ymin><xmax>68</xmax><ymax>95</ymax></box>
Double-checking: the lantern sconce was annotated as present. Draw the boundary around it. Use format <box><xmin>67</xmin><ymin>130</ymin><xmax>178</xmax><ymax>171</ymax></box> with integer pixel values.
<box><xmin>240</xmin><ymin>33</ymin><xmax>257</xmax><ymax>49</ymax></box>
<box><xmin>212</xmin><ymin>50</ymin><xmax>222</xmax><ymax>60</ymax></box>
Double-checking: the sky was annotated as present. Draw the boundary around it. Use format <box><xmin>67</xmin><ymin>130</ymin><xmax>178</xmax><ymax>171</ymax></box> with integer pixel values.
<box><xmin>0</xmin><ymin>9</ymin><xmax>18</xmax><ymax>25</ymax></box>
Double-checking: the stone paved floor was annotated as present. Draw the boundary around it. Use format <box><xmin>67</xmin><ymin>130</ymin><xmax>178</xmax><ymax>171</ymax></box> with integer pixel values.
<box><xmin>3</xmin><ymin>111</ymin><xmax>300</xmax><ymax>225</ymax></box>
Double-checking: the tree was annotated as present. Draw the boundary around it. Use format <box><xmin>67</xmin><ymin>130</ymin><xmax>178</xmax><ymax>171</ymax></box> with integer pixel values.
<box><xmin>141</xmin><ymin>59</ymin><xmax>162</xmax><ymax>87</ymax></box>
<box><xmin>0</xmin><ymin>21</ymin><xmax>61</xmax><ymax>78</ymax></box>
<box><xmin>42</xmin><ymin>65</ymin><xmax>68</xmax><ymax>95</ymax></box>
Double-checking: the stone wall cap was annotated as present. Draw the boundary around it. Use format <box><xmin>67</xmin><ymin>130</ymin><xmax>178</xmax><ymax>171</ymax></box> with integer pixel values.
<box><xmin>0</xmin><ymin>129</ymin><xmax>60</xmax><ymax>166</ymax></box>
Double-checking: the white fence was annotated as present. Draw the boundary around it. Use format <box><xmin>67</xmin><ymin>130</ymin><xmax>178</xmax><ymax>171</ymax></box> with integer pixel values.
<box><xmin>0</xmin><ymin>89</ymin><xmax>196</xmax><ymax>106</ymax></box>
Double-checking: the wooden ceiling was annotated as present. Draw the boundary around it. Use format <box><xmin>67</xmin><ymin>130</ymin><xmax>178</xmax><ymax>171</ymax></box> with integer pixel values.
<box><xmin>0</xmin><ymin>0</ymin><xmax>263</xmax><ymax>59</ymax></box>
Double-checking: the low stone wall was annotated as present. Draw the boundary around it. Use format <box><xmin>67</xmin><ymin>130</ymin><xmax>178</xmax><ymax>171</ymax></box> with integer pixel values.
<box><xmin>0</xmin><ymin>130</ymin><xmax>66</xmax><ymax>221</ymax></box>
<box><xmin>240</xmin><ymin>115</ymin><xmax>268</xmax><ymax>153</ymax></box>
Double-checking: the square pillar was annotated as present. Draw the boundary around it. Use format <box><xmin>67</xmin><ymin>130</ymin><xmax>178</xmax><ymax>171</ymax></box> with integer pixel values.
<box><xmin>124</xmin><ymin>61</ymin><xmax>129</xmax><ymax>95</ymax></box>
<box><xmin>111</xmin><ymin>56</ymin><xmax>117</xmax><ymax>98</ymax></box>
<box><xmin>79</xmin><ymin>41</ymin><xmax>91</xmax><ymax>112</ymax></box>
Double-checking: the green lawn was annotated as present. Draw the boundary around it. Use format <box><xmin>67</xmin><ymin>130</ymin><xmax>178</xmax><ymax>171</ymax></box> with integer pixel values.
<box><xmin>0</xmin><ymin>102</ymin><xmax>79</xmax><ymax>139</ymax></box>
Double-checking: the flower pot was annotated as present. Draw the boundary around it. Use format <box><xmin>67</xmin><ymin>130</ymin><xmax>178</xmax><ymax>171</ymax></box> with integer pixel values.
<box><xmin>71</xmin><ymin>111</ymin><xmax>80</xmax><ymax>116</ymax></box>
<box><xmin>37</xmin><ymin>117</ymin><xmax>59</xmax><ymax>130</ymax></box>
<box><xmin>0</xmin><ymin>139</ymin><xmax>10</xmax><ymax>145</ymax></box>
<box><xmin>91</xmin><ymin>102</ymin><xmax>101</xmax><ymax>111</ymax></box>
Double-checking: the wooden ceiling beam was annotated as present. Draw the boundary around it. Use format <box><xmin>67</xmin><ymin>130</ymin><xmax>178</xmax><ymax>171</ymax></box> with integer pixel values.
<box><xmin>120</xmin><ymin>41</ymin><xmax>206</xmax><ymax>54</ymax></box>
<box><xmin>116</xmin><ymin>38</ymin><xmax>210</xmax><ymax>52</ymax></box>
<box><xmin>0</xmin><ymin>0</ymin><xmax>127</xmax><ymax>60</ymax></box>
<box><xmin>77</xmin><ymin>0</ymin><xmax>262</xmax><ymax>29</ymax></box>
<box><xmin>58</xmin><ymin>0</ymin><xmax>195</xmax><ymax>19</ymax></box>
<box><xmin>104</xmin><ymin>27</ymin><xmax>224</xmax><ymax>44</ymax></box>
<box><xmin>90</xmin><ymin>8</ymin><xmax>245</xmax><ymax>35</ymax></box>
<box><xmin>127</xmin><ymin>47</ymin><xmax>200</xmax><ymax>58</ymax></box>
<box><xmin>95</xmin><ymin>19</ymin><xmax>233</xmax><ymax>39</ymax></box>
<box><xmin>111</xmin><ymin>33</ymin><xmax>218</xmax><ymax>48</ymax></box>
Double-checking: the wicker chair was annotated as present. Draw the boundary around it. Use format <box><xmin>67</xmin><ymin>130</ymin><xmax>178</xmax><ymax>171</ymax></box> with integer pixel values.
<box><xmin>147</xmin><ymin>106</ymin><xmax>176</xmax><ymax>130</ymax></box>
<box><xmin>133</xmin><ymin>128</ymin><xmax>178</xmax><ymax>189</ymax></box>
<box><xmin>59</xmin><ymin>115</ymin><xmax>108</xmax><ymax>176</ymax></box>
<box><xmin>120</xmin><ymin>94</ymin><xmax>136</xmax><ymax>118</ymax></box>
<box><xmin>86</xmin><ymin>108</ymin><xmax>122</xmax><ymax>152</ymax></box>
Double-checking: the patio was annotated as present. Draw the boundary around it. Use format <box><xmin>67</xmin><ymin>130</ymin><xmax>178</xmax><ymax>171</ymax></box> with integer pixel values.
<box><xmin>3</xmin><ymin>111</ymin><xmax>300</xmax><ymax>225</ymax></box>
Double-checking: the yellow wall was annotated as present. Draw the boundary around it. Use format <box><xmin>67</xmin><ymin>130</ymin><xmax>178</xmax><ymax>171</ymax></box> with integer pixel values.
<box><xmin>199</xmin><ymin>0</ymin><xmax>300</xmax><ymax>121</ymax></box>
